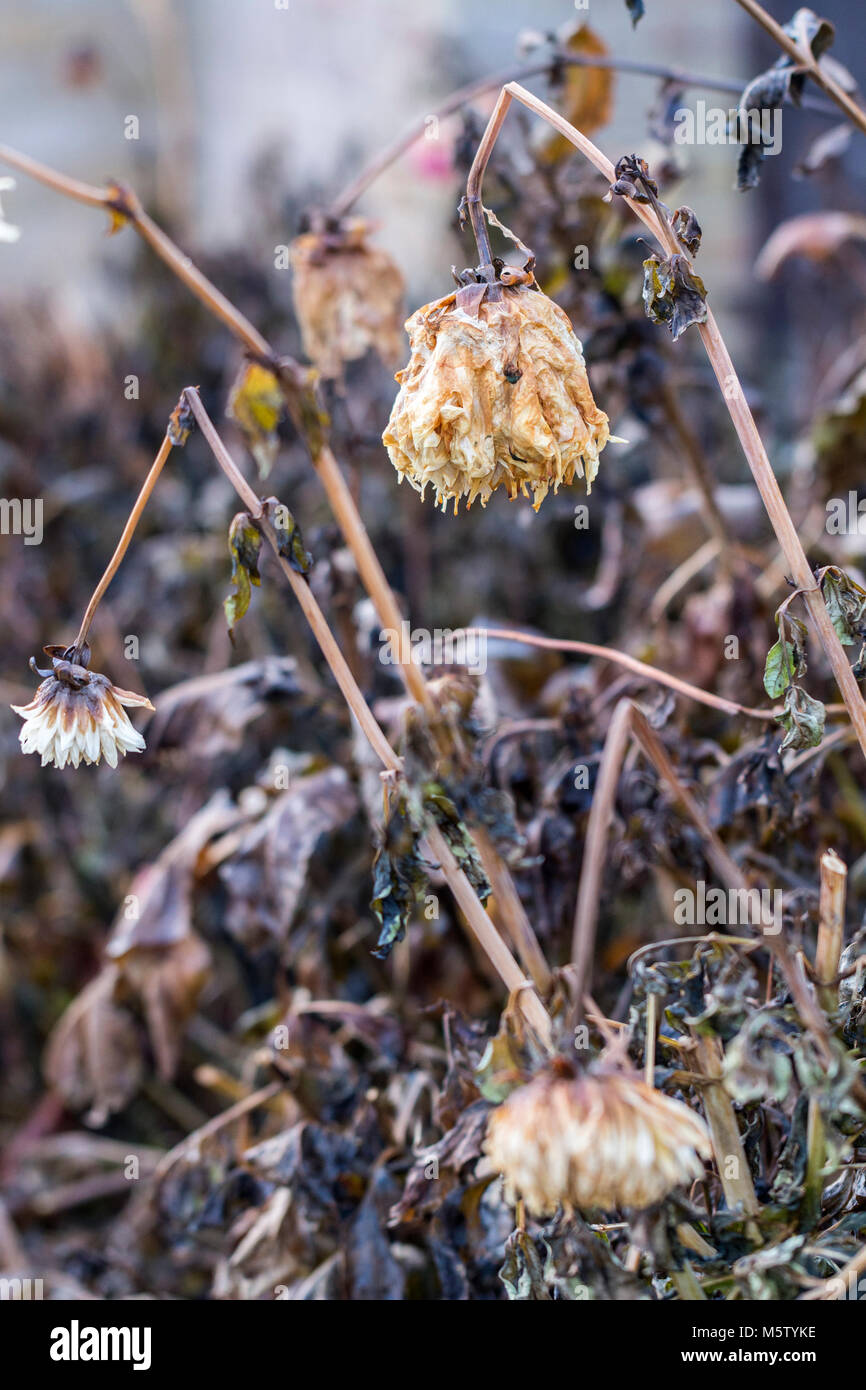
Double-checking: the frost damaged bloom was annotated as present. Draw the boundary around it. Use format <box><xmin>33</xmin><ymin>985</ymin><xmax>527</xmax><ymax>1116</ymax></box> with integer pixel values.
<box><xmin>290</xmin><ymin>215</ymin><xmax>405</xmax><ymax>379</ymax></box>
<box><xmin>382</xmin><ymin>267</ymin><xmax>609</xmax><ymax>512</ymax></box>
<box><xmin>11</xmin><ymin>646</ymin><xmax>153</xmax><ymax>769</ymax></box>
<box><xmin>485</xmin><ymin>1065</ymin><xmax>711</xmax><ymax>1214</ymax></box>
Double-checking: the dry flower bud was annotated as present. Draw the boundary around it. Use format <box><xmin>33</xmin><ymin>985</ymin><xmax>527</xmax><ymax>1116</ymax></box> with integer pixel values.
<box><xmin>485</xmin><ymin>1066</ymin><xmax>711</xmax><ymax>1214</ymax></box>
<box><xmin>290</xmin><ymin>216</ymin><xmax>405</xmax><ymax>379</ymax></box>
<box><xmin>12</xmin><ymin>649</ymin><xmax>153</xmax><ymax>769</ymax></box>
<box><xmin>382</xmin><ymin>276</ymin><xmax>609</xmax><ymax>512</ymax></box>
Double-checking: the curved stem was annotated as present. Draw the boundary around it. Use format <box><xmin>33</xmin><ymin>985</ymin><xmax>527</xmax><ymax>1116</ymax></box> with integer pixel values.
<box><xmin>459</xmin><ymin>626</ymin><xmax>777</xmax><ymax>720</ymax></box>
<box><xmin>74</xmin><ymin>432</ymin><xmax>173</xmax><ymax>651</ymax></box>
<box><xmin>328</xmin><ymin>50</ymin><xmax>838</xmax><ymax>218</ymax></box>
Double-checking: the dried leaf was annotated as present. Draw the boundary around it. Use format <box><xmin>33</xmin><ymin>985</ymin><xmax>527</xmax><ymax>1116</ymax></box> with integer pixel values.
<box><xmin>224</xmin><ymin>511</ymin><xmax>263</xmax><ymax>638</ymax></box>
<box><xmin>541</xmin><ymin>24</ymin><xmax>613</xmax><ymax>162</ymax></box>
<box><xmin>755</xmin><ymin>211</ymin><xmax>866</xmax><ymax>280</ymax></box>
<box><xmin>43</xmin><ymin>967</ymin><xmax>142</xmax><ymax>1127</ymax></box>
<box><xmin>263</xmin><ymin>497</ymin><xmax>313</xmax><ymax>576</ymax></box>
<box><xmin>641</xmin><ymin>253</ymin><xmax>708</xmax><ymax>340</ymax></box>
<box><xmin>227</xmin><ymin>360</ymin><xmax>285</xmax><ymax>478</ymax></box>
<box><xmin>776</xmin><ymin>683</ymin><xmax>826</xmax><ymax>751</ymax></box>
<box><xmin>671</xmin><ymin>206</ymin><xmax>702</xmax><ymax>257</ymax></box>
<box><xmin>370</xmin><ymin>800</ymin><xmax>428</xmax><ymax>960</ymax></box>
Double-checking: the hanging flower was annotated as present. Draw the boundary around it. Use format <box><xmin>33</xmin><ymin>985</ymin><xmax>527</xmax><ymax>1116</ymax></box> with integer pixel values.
<box><xmin>382</xmin><ymin>266</ymin><xmax>610</xmax><ymax>513</ymax></box>
<box><xmin>11</xmin><ymin>646</ymin><xmax>153</xmax><ymax>770</ymax></box>
<box><xmin>484</xmin><ymin>1064</ymin><xmax>710</xmax><ymax>1214</ymax></box>
<box><xmin>290</xmin><ymin>215</ymin><xmax>405</xmax><ymax>379</ymax></box>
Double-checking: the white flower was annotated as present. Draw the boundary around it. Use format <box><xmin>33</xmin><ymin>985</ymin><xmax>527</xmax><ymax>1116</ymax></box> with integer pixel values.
<box><xmin>0</xmin><ymin>178</ymin><xmax>21</xmax><ymax>244</ymax></box>
<box><xmin>12</xmin><ymin>651</ymin><xmax>153</xmax><ymax>769</ymax></box>
<box><xmin>485</xmin><ymin>1066</ymin><xmax>711</xmax><ymax>1215</ymax></box>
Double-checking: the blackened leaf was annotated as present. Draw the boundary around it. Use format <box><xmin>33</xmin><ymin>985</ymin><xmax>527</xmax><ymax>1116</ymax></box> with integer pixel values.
<box><xmin>671</xmin><ymin>206</ymin><xmax>702</xmax><ymax>256</ymax></box>
<box><xmin>642</xmin><ymin>253</ymin><xmax>708</xmax><ymax>340</ymax></box>
<box><xmin>608</xmin><ymin>153</ymin><xmax>658</xmax><ymax>204</ymax></box>
<box><xmin>625</xmin><ymin>0</ymin><xmax>645</xmax><ymax>27</ymax></box>
<box><xmin>263</xmin><ymin>496</ymin><xmax>313</xmax><ymax>576</ymax></box>
<box><xmin>224</xmin><ymin>511</ymin><xmax>263</xmax><ymax>638</ymax></box>
<box><xmin>370</xmin><ymin>801</ymin><xmax>428</xmax><ymax>959</ymax></box>
<box><xmin>737</xmin><ymin>142</ymin><xmax>766</xmax><ymax>193</ymax></box>
<box><xmin>776</xmin><ymin>683</ymin><xmax>826</xmax><ymax>752</ymax></box>
<box><xmin>227</xmin><ymin>360</ymin><xmax>285</xmax><ymax>479</ymax></box>
<box><xmin>423</xmin><ymin>782</ymin><xmax>491</xmax><ymax>904</ymax></box>
<box><xmin>785</xmin><ymin>7</ymin><xmax>835</xmax><ymax>63</ymax></box>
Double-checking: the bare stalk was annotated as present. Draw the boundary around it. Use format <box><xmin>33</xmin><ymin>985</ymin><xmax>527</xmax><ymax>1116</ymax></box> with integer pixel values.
<box><xmin>182</xmin><ymin>389</ymin><xmax>553</xmax><ymax>1049</ymax></box>
<box><xmin>74</xmin><ymin>432</ymin><xmax>173</xmax><ymax>651</ymax></box>
<box><xmin>466</xmin><ymin>81</ymin><xmax>866</xmax><ymax>768</ymax></box>
<box><xmin>570</xmin><ymin>699</ymin><xmax>747</xmax><ymax>1008</ymax></box>
<box><xmin>690</xmin><ymin>1032</ymin><xmax>761</xmax><ymax>1222</ymax></box>
<box><xmin>733</xmin><ymin>0</ymin><xmax>866</xmax><ymax>137</ymax></box>
<box><xmin>459</xmin><ymin>626</ymin><xmax>777</xmax><ymax>720</ymax></box>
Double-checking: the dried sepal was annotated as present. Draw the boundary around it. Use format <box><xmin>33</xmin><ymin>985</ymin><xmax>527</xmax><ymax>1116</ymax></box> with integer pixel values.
<box><xmin>383</xmin><ymin>273</ymin><xmax>610</xmax><ymax>513</ymax></box>
<box><xmin>290</xmin><ymin>216</ymin><xmax>405</xmax><ymax>379</ymax></box>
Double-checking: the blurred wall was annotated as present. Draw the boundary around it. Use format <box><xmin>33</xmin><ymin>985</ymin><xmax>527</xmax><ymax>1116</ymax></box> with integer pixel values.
<box><xmin>0</xmin><ymin>0</ymin><xmax>751</xmax><ymax>319</ymax></box>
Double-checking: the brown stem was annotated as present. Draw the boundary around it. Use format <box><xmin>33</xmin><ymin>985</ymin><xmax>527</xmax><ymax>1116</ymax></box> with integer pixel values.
<box><xmin>464</xmin><ymin>89</ymin><xmax>511</xmax><ymax>283</ymax></box>
<box><xmin>181</xmin><ymin>390</ymin><xmax>552</xmax><ymax>1049</ymax></box>
<box><xmin>459</xmin><ymin>626</ymin><xmax>777</xmax><ymax>720</ymax></box>
<box><xmin>468</xmin><ymin>81</ymin><xmax>866</xmax><ymax>768</ymax></box>
<box><xmin>689</xmin><ymin>1032</ymin><xmax>761</xmax><ymax>1221</ymax></box>
<box><xmin>328</xmin><ymin>51</ymin><xmax>838</xmax><ymax>218</ymax></box>
<box><xmin>570</xmin><ymin>700</ymin><xmax>748</xmax><ymax>1011</ymax></box>
<box><xmin>74</xmin><ymin>431</ymin><xmax>173</xmax><ymax>651</ymax></box>
<box><xmin>733</xmin><ymin>0</ymin><xmax>866</xmax><ymax>138</ymax></box>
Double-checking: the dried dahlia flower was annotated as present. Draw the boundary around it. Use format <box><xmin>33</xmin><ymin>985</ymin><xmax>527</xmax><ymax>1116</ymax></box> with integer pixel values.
<box><xmin>11</xmin><ymin>646</ymin><xmax>153</xmax><ymax>770</ymax></box>
<box><xmin>289</xmin><ymin>215</ymin><xmax>405</xmax><ymax>379</ymax></box>
<box><xmin>383</xmin><ymin>269</ymin><xmax>610</xmax><ymax>512</ymax></box>
<box><xmin>485</xmin><ymin>1065</ymin><xmax>711</xmax><ymax>1215</ymax></box>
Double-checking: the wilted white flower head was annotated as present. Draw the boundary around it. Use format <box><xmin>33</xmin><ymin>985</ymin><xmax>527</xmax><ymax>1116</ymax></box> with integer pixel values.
<box><xmin>383</xmin><ymin>265</ymin><xmax>610</xmax><ymax>513</ymax></box>
<box><xmin>485</xmin><ymin>1063</ymin><xmax>711</xmax><ymax>1215</ymax></box>
<box><xmin>11</xmin><ymin>645</ymin><xmax>153</xmax><ymax>769</ymax></box>
<box><xmin>290</xmin><ymin>214</ymin><xmax>405</xmax><ymax>379</ymax></box>
<box><xmin>0</xmin><ymin>177</ymin><xmax>21</xmax><ymax>244</ymax></box>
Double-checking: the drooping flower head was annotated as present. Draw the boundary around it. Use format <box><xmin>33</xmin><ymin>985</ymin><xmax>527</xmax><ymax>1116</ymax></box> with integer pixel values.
<box><xmin>484</xmin><ymin>1062</ymin><xmax>711</xmax><ymax>1215</ymax></box>
<box><xmin>383</xmin><ymin>263</ymin><xmax>609</xmax><ymax>513</ymax></box>
<box><xmin>290</xmin><ymin>214</ymin><xmax>405</xmax><ymax>379</ymax></box>
<box><xmin>11</xmin><ymin>645</ymin><xmax>153</xmax><ymax>770</ymax></box>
